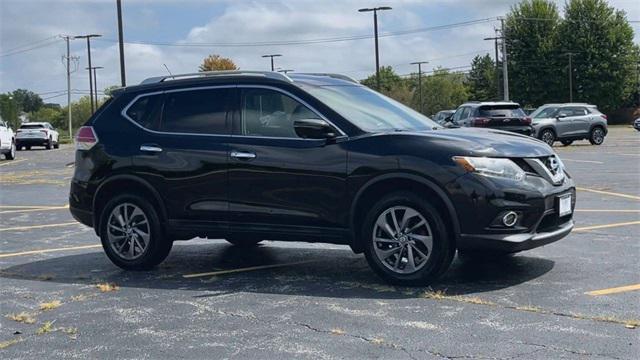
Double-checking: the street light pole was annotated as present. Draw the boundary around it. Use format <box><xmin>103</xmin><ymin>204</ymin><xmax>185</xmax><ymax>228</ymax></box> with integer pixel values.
<box><xmin>500</xmin><ymin>18</ymin><xmax>509</xmax><ymax>101</ymax></box>
<box><xmin>261</xmin><ymin>54</ymin><xmax>282</xmax><ymax>71</ymax></box>
<box><xmin>116</xmin><ymin>0</ymin><xmax>126</xmax><ymax>87</ymax></box>
<box><xmin>483</xmin><ymin>33</ymin><xmax>502</xmax><ymax>100</ymax></box>
<box><xmin>410</xmin><ymin>61</ymin><xmax>428</xmax><ymax>114</ymax></box>
<box><xmin>87</xmin><ymin>66</ymin><xmax>104</xmax><ymax>107</ymax></box>
<box><xmin>358</xmin><ymin>6</ymin><xmax>392</xmax><ymax>91</ymax></box>
<box><xmin>62</xmin><ymin>35</ymin><xmax>73</xmax><ymax>139</ymax></box>
<box><xmin>74</xmin><ymin>34</ymin><xmax>102</xmax><ymax>113</ymax></box>
<box><xmin>563</xmin><ymin>52</ymin><xmax>578</xmax><ymax>102</ymax></box>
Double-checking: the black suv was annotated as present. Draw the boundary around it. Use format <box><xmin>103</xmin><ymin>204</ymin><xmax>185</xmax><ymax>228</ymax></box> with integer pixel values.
<box><xmin>70</xmin><ymin>71</ymin><xmax>575</xmax><ymax>285</ymax></box>
<box><xmin>449</xmin><ymin>102</ymin><xmax>533</xmax><ymax>136</ymax></box>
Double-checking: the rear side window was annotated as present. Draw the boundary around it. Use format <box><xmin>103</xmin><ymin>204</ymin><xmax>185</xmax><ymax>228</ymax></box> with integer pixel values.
<box><xmin>478</xmin><ymin>105</ymin><xmax>525</xmax><ymax>117</ymax></box>
<box><xmin>161</xmin><ymin>88</ymin><xmax>231</xmax><ymax>134</ymax></box>
<box><xmin>126</xmin><ymin>94</ymin><xmax>163</xmax><ymax>130</ymax></box>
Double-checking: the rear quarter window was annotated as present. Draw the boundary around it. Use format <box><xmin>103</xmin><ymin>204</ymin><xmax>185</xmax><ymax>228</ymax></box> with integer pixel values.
<box><xmin>125</xmin><ymin>94</ymin><xmax>163</xmax><ymax>130</ymax></box>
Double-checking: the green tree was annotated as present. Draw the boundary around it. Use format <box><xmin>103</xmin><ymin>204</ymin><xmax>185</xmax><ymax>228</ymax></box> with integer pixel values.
<box><xmin>30</xmin><ymin>107</ymin><xmax>65</xmax><ymax>129</ymax></box>
<box><xmin>0</xmin><ymin>93</ymin><xmax>20</xmax><ymax>130</ymax></box>
<box><xmin>505</xmin><ymin>0</ymin><xmax>562</xmax><ymax>107</ymax></box>
<box><xmin>361</xmin><ymin>66</ymin><xmax>405</xmax><ymax>94</ymax></box>
<box><xmin>11</xmin><ymin>89</ymin><xmax>44</xmax><ymax>113</ymax></box>
<box><xmin>467</xmin><ymin>54</ymin><xmax>498</xmax><ymax>101</ymax></box>
<box><xmin>417</xmin><ymin>69</ymin><xmax>469</xmax><ymax>115</ymax></box>
<box><xmin>557</xmin><ymin>0</ymin><xmax>639</xmax><ymax>113</ymax></box>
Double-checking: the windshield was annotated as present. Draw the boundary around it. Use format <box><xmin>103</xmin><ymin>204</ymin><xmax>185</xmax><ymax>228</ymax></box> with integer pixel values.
<box><xmin>530</xmin><ymin>106</ymin><xmax>559</xmax><ymax>119</ymax></box>
<box><xmin>304</xmin><ymin>85</ymin><xmax>439</xmax><ymax>132</ymax></box>
<box><xmin>478</xmin><ymin>105</ymin><xmax>526</xmax><ymax>117</ymax></box>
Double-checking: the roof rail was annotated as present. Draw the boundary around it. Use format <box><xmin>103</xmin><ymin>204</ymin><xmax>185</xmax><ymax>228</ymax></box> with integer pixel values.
<box><xmin>294</xmin><ymin>73</ymin><xmax>360</xmax><ymax>84</ymax></box>
<box><xmin>139</xmin><ymin>70</ymin><xmax>293</xmax><ymax>85</ymax></box>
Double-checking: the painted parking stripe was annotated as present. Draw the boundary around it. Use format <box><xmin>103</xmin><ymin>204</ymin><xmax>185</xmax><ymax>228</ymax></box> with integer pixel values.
<box><xmin>0</xmin><ymin>205</ymin><xmax>69</xmax><ymax>214</ymax></box>
<box><xmin>574</xmin><ymin>220</ymin><xmax>640</xmax><ymax>232</ymax></box>
<box><xmin>0</xmin><ymin>159</ymin><xmax>26</xmax><ymax>167</ymax></box>
<box><xmin>586</xmin><ymin>284</ymin><xmax>640</xmax><ymax>296</ymax></box>
<box><xmin>561</xmin><ymin>158</ymin><xmax>603</xmax><ymax>164</ymax></box>
<box><xmin>0</xmin><ymin>244</ymin><xmax>101</xmax><ymax>258</ymax></box>
<box><xmin>183</xmin><ymin>260</ymin><xmax>317</xmax><ymax>278</ymax></box>
<box><xmin>576</xmin><ymin>187</ymin><xmax>640</xmax><ymax>201</ymax></box>
<box><xmin>575</xmin><ymin>209</ymin><xmax>640</xmax><ymax>213</ymax></box>
<box><xmin>0</xmin><ymin>222</ymin><xmax>79</xmax><ymax>232</ymax></box>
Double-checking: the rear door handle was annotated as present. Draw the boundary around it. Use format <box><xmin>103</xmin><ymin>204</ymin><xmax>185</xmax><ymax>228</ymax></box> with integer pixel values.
<box><xmin>140</xmin><ymin>144</ymin><xmax>163</xmax><ymax>153</ymax></box>
<box><xmin>230</xmin><ymin>150</ymin><xmax>256</xmax><ymax>160</ymax></box>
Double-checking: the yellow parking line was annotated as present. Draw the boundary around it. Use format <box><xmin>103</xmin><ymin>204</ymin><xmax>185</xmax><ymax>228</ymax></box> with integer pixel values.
<box><xmin>576</xmin><ymin>187</ymin><xmax>640</xmax><ymax>201</ymax></box>
<box><xmin>183</xmin><ymin>260</ymin><xmax>317</xmax><ymax>278</ymax></box>
<box><xmin>0</xmin><ymin>205</ymin><xmax>69</xmax><ymax>214</ymax></box>
<box><xmin>0</xmin><ymin>159</ymin><xmax>26</xmax><ymax>167</ymax></box>
<box><xmin>586</xmin><ymin>284</ymin><xmax>640</xmax><ymax>296</ymax></box>
<box><xmin>0</xmin><ymin>244</ymin><xmax>101</xmax><ymax>258</ymax></box>
<box><xmin>0</xmin><ymin>222</ymin><xmax>79</xmax><ymax>232</ymax></box>
<box><xmin>574</xmin><ymin>220</ymin><xmax>640</xmax><ymax>232</ymax></box>
<box><xmin>575</xmin><ymin>209</ymin><xmax>640</xmax><ymax>213</ymax></box>
<box><xmin>561</xmin><ymin>159</ymin><xmax>603</xmax><ymax>164</ymax></box>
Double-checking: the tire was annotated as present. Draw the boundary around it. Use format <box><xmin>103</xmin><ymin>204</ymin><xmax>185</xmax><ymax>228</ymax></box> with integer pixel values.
<box><xmin>589</xmin><ymin>126</ymin><xmax>605</xmax><ymax>145</ymax></box>
<box><xmin>45</xmin><ymin>137</ymin><xmax>52</xmax><ymax>150</ymax></box>
<box><xmin>4</xmin><ymin>141</ymin><xmax>16</xmax><ymax>160</ymax></box>
<box><xmin>362</xmin><ymin>191</ymin><xmax>453</xmax><ymax>286</ymax></box>
<box><xmin>539</xmin><ymin>129</ymin><xmax>555</xmax><ymax>146</ymax></box>
<box><xmin>53</xmin><ymin>141</ymin><xmax>59</xmax><ymax>149</ymax></box>
<box><xmin>560</xmin><ymin>140</ymin><xmax>573</xmax><ymax>146</ymax></box>
<box><xmin>226</xmin><ymin>236</ymin><xmax>263</xmax><ymax>247</ymax></box>
<box><xmin>99</xmin><ymin>193</ymin><xmax>172</xmax><ymax>270</ymax></box>
<box><xmin>25</xmin><ymin>146</ymin><xmax>31</xmax><ymax>150</ymax></box>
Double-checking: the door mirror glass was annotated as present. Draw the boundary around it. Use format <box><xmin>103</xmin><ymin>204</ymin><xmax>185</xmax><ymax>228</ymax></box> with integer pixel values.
<box><xmin>293</xmin><ymin>119</ymin><xmax>336</xmax><ymax>139</ymax></box>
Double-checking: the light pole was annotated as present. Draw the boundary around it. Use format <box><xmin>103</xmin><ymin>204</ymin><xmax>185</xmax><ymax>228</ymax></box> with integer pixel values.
<box><xmin>116</xmin><ymin>0</ymin><xmax>126</xmax><ymax>87</ymax></box>
<box><xmin>483</xmin><ymin>34</ymin><xmax>502</xmax><ymax>100</ymax></box>
<box><xmin>358</xmin><ymin>6</ymin><xmax>392</xmax><ymax>91</ymax></box>
<box><xmin>261</xmin><ymin>54</ymin><xmax>282</xmax><ymax>71</ymax></box>
<box><xmin>74</xmin><ymin>34</ymin><xmax>102</xmax><ymax>113</ymax></box>
<box><xmin>410</xmin><ymin>61</ymin><xmax>428</xmax><ymax>114</ymax></box>
<box><xmin>499</xmin><ymin>18</ymin><xmax>509</xmax><ymax>101</ymax></box>
<box><xmin>86</xmin><ymin>66</ymin><xmax>104</xmax><ymax>107</ymax></box>
<box><xmin>563</xmin><ymin>52</ymin><xmax>578</xmax><ymax>102</ymax></box>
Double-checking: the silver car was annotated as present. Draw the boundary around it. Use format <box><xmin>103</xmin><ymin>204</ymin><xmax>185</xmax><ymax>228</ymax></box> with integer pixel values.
<box><xmin>531</xmin><ymin>103</ymin><xmax>608</xmax><ymax>146</ymax></box>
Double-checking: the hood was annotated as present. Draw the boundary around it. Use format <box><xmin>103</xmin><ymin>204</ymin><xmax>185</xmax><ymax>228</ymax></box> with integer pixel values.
<box><xmin>400</xmin><ymin>128</ymin><xmax>554</xmax><ymax>158</ymax></box>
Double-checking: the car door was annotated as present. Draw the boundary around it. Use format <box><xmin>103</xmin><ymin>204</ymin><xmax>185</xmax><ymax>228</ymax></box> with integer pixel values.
<box><xmin>569</xmin><ymin>107</ymin><xmax>590</xmax><ymax>135</ymax></box>
<box><xmin>554</xmin><ymin>107</ymin><xmax>574</xmax><ymax>137</ymax></box>
<box><xmin>453</xmin><ymin>107</ymin><xmax>469</xmax><ymax>126</ymax></box>
<box><xmin>129</xmin><ymin>86</ymin><xmax>234</xmax><ymax>233</ymax></box>
<box><xmin>0</xmin><ymin>120</ymin><xmax>10</xmax><ymax>148</ymax></box>
<box><xmin>227</xmin><ymin>86</ymin><xmax>348</xmax><ymax>236</ymax></box>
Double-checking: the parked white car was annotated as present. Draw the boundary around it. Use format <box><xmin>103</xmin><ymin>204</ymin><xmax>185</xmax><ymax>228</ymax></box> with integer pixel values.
<box><xmin>15</xmin><ymin>122</ymin><xmax>59</xmax><ymax>150</ymax></box>
<box><xmin>0</xmin><ymin>116</ymin><xmax>16</xmax><ymax>160</ymax></box>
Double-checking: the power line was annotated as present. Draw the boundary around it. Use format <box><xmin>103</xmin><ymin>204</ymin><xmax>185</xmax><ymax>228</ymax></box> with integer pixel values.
<box><xmin>1</xmin><ymin>35</ymin><xmax>59</xmax><ymax>54</ymax></box>
<box><xmin>0</xmin><ymin>39</ymin><xmax>61</xmax><ymax>57</ymax></box>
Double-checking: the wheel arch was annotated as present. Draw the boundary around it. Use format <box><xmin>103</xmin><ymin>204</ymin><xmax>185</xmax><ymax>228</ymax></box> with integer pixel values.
<box><xmin>537</xmin><ymin>126</ymin><xmax>556</xmax><ymax>139</ymax></box>
<box><xmin>589</xmin><ymin>123</ymin><xmax>607</xmax><ymax>135</ymax></box>
<box><xmin>349</xmin><ymin>173</ymin><xmax>460</xmax><ymax>254</ymax></box>
<box><xmin>92</xmin><ymin>174</ymin><xmax>167</xmax><ymax>236</ymax></box>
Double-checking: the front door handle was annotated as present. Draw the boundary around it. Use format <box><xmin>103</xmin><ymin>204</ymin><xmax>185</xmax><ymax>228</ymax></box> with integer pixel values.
<box><xmin>140</xmin><ymin>144</ymin><xmax>163</xmax><ymax>153</ymax></box>
<box><xmin>230</xmin><ymin>150</ymin><xmax>256</xmax><ymax>160</ymax></box>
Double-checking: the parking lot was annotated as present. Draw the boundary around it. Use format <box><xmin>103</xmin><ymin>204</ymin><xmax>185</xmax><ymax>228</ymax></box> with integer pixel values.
<box><xmin>0</xmin><ymin>127</ymin><xmax>638</xmax><ymax>359</ymax></box>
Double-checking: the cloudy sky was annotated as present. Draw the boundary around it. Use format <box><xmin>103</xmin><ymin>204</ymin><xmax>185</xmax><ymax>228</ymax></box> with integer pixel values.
<box><xmin>1</xmin><ymin>0</ymin><xmax>638</xmax><ymax>105</ymax></box>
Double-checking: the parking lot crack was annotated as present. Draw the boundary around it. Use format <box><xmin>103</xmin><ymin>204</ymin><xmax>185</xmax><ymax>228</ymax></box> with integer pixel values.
<box><xmin>514</xmin><ymin>341</ymin><xmax>623</xmax><ymax>359</ymax></box>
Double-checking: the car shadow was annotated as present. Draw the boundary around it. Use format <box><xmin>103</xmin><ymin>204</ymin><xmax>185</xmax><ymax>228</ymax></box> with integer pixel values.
<box><xmin>0</xmin><ymin>242</ymin><xmax>554</xmax><ymax>299</ymax></box>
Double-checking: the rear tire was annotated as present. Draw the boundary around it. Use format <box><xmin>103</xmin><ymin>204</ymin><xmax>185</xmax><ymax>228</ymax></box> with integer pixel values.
<box><xmin>4</xmin><ymin>141</ymin><xmax>15</xmax><ymax>160</ymax></box>
<box><xmin>45</xmin><ymin>137</ymin><xmax>52</xmax><ymax>150</ymax></box>
<box><xmin>362</xmin><ymin>192</ymin><xmax>453</xmax><ymax>286</ymax></box>
<box><xmin>539</xmin><ymin>129</ymin><xmax>555</xmax><ymax>146</ymax></box>
<box><xmin>53</xmin><ymin>141</ymin><xmax>59</xmax><ymax>149</ymax></box>
<box><xmin>560</xmin><ymin>140</ymin><xmax>573</xmax><ymax>146</ymax></box>
<box><xmin>99</xmin><ymin>193</ymin><xmax>172</xmax><ymax>270</ymax></box>
<box><xmin>589</xmin><ymin>127</ymin><xmax>605</xmax><ymax>145</ymax></box>
<box><xmin>26</xmin><ymin>146</ymin><xmax>31</xmax><ymax>150</ymax></box>
<box><xmin>225</xmin><ymin>236</ymin><xmax>263</xmax><ymax>247</ymax></box>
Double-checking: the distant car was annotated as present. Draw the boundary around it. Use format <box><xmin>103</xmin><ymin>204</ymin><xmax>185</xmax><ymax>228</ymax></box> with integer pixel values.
<box><xmin>16</xmin><ymin>122</ymin><xmax>59</xmax><ymax>150</ymax></box>
<box><xmin>530</xmin><ymin>103</ymin><xmax>607</xmax><ymax>146</ymax></box>
<box><xmin>0</xmin><ymin>116</ymin><xmax>16</xmax><ymax>160</ymax></box>
<box><xmin>634</xmin><ymin>117</ymin><xmax>640</xmax><ymax>131</ymax></box>
<box><xmin>432</xmin><ymin>110</ymin><xmax>455</xmax><ymax>125</ymax></box>
<box><xmin>449</xmin><ymin>102</ymin><xmax>533</xmax><ymax>136</ymax></box>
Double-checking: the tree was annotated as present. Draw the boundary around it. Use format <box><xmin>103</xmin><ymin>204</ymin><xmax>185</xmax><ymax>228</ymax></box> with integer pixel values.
<box><xmin>417</xmin><ymin>69</ymin><xmax>469</xmax><ymax>115</ymax></box>
<box><xmin>557</xmin><ymin>0</ymin><xmax>639</xmax><ymax>113</ymax></box>
<box><xmin>30</xmin><ymin>107</ymin><xmax>65</xmax><ymax>130</ymax></box>
<box><xmin>11</xmin><ymin>89</ymin><xmax>43</xmax><ymax>113</ymax></box>
<box><xmin>0</xmin><ymin>93</ymin><xmax>20</xmax><ymax>130</ymax></box>
<box><xmin>467</xmin><ymin>54</ymin><xmax>498</xmax><ymax>101</ymax></box>
<box><xmin>361</xmin><ymin>66</ymin><xmax>404</xmax><ymax>95</ymax></box>
<box><xmin>505</xmin><ymin>0</ymin><xmax>562</xmax><ymax>107</ymax></box>
<box><xmin>199</xmin><ymin>54</ymin><xmax>238</xmax><ymax>72</ymax></box>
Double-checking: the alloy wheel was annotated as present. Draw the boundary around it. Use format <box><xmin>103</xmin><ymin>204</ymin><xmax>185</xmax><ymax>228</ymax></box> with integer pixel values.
<box><xmin>107</xmin><ymin>203</ymin><xmax>151</xmax><ymax>260</ymax></box>
<box><xmin>541</xmin><ymin>130</ymin><xmax>554</xmax><ymax>146</ymax></box>
<box><xmin>592</xmin><ymin>128</ymin><xmax>604</xmax><ymax>144</ymax></box>
<box><xmin>372</xmin><ymin>206</ymin><xmax>433</xmax><ymax>274</ymax></box>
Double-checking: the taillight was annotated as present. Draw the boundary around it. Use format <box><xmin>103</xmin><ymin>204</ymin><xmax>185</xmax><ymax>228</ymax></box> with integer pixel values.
<box><xmin>600</xmin><ymin>114</ymin><xmax>608</xmax><ymax>121</ymax></box>
<box><xmin>523</xmin><ymin>117</ymin><xmax>532</xmax><ymax>125</ymax></box>
<box><xmin>40</xmin><ymin>130</ymin><xmax>48</xmax><ymax>134</ymax></box>
<box><xmin>75</xmin><ymin>126</ymin><xmax>98</xmax><ymax>150</ymax></box>
<box><xmin>471</xmin><ymin>117</ymin><xmax>490</xmax><ymax>127</ymax></box>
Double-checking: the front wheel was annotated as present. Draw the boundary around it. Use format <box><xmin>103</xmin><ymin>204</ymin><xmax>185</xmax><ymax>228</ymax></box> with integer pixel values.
<box><xmin>99</xmin><ymin>194</ymin><xmax>172</xmax><ymax>270</ymax></box>
<box><xmin>4</xmin><ymin>141</ymin><xmax>16</xmax><ymax>160</ymax></box>
<box><xmin>560</xmin><ymin>140</ymin><xmax>573</xmax><ymax>146</ymax></box>
<box><xmin>589</xmin><ymin>127</ymin><xmax>605</xmax><ymax>145</ymax></box>
<box><xmin>362</xmin><ymin>192</ymin><xmax>453</xmax><ymax>286</ymax></box>
<box><xmin>539</xmin><ymin>129</ymin><xmax>555</xmax><ymax>146</ymax></box>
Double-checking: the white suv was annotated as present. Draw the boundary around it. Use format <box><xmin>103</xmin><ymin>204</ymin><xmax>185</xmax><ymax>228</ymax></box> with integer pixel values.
<box><xmin>0</xmin><ymin>116</ymin><xmax>16</xmax><ymax>160</ymax></box>
<box><xmin>16</xmin><ymin>122</ymin><xmax>59</xmax><ymax>150</ymax></box>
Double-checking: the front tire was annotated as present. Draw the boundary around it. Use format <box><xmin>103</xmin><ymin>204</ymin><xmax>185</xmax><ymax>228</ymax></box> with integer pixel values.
<box><xmin>362</xmin><ymin>192</ymin><xmax>453</xmax><ymax>286</ymax></box>
<box><xmin>539</xmin><ymin>129</ymin><xmax>555</xmax><ymax>146</ymax></box>
<box><xmin>560</xmin><ymin>140</ymin><xmax>573</xmax><ymax>146</ymax></box>
<box><xmin>4</xmin><ymin>141</ymin><xmax>15</xmax><ymax>160</ymax></box>
<box><xmin>589</xmin><ymin>127</ymin><xmax>605</xmax><ymax>145</ymax></box>
<box><xmin>99</xmin><ymin>194</ymin><xmax>172</xmax><ymax>270</ymax></box>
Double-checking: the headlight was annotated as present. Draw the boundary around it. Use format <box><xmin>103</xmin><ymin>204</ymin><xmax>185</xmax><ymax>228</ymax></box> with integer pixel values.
<box><xmin>453</xmin><ymin>156</ymin><xmax>525</xmax><ymax>181</ymax></box>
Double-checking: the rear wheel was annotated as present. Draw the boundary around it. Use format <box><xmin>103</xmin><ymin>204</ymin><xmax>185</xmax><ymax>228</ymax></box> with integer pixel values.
<box><xmin>362</xmin><ymin>192</ymin><xmax>453</xmax><ymax>286</ymax></box>
<box><xmin>45</xmin><ymin>137</ymin><xmax>52</xmax><ymax>150</ymax></box>
<box><xmin>560</xmin><ymin>140</ymin><xmax>573</xmax><ymax>146</ymax></box>
<box><xmin>539</xmin><ymin>129</ymin><xmax>555</xmax><ymax>146</ymax></box>
<box><xmin>99</xmin><ymin>194</ymin><xmax>172</xmax><ymax>270</ymax></box>
<box><xmin>53</xmin><ymin>141</ymin><xmax>59</xmax><ymax>149</ymax></box>
<box><xmin>26</xmin><ymin>146</ymin><xmax>31</xmax><ymax>150</ymax></box>
<box><xmin>589</xmin><ymin>127</ymin><xmax>605</xmax><ymax>145</ymax></box>
<box><xmin>4</xmin><ymin>141</ymin><xmax>15</xmax><ymax>160</ymax></box>
<box><xmin>226</xmin><ymin>236</ymin><xmax>263</xmax><ymax>247</ymax></box>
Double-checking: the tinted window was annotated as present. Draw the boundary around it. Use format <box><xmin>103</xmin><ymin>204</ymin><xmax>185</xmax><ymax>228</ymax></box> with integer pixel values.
<box><xmin>162</xmin><ymin>88</ymin><xmax>231</xmax><ymax>134</ymax></box>
<box><xmin>20</xmin><ymin>124</ymin><xmax>45</xmax><ymax>129</ymax></box>
<box><xmin>532</xmin><ymin>106</ymin><xmax>558</xmax><ymax>119</ymax></box>
<box><xmin>126</xmin><ymin>94</ymin><xmax>163</xmax><ymax>130</ymax></box>
<box><xmin>478</xmin><ymin>105</ymin><xmax>525</xmax><ymax>117</ymax></box>
<box><xmin>241</xmin><ymin>88</ymin><xmax>319</xmax><ymax>138</ymax></box>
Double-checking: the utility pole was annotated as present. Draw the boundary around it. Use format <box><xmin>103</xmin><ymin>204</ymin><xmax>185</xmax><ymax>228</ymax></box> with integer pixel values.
<box><xmin>500</xmin><ymin>17</ymin><xmax>509</xmax><ymax>101</ymax></box>
<box><xmin>62</xmin><ymin>36</ymin><xmax>73</xmax><ymax>139</ymax></box>
<box><xmin>261</xmin><ymin>54</ymin><xmax>282</xmax><ymax>71</ymax></box>
<box><xmin>358</xmin><ymin>6</ymin><xmax>392</xmax><ymax>91</ymax></box>
<box><xmin>562</xmin><ymin>52</ymin><xmax>578</xmax><ymax>102</ymax></box>
<box><xmin>410</xmin><ymin>61</ymin><xmax>428</xmax><ymax>114</ymax></box>
<box><xmin>87</xmin><ymin>66</ymin><xmax>104</xmax><ymax>107</ymax></box>
<box><xmin>74</xmin><ymin>34</ymin><xmax>102</xmax><ymax>113</ymax></box>
<box><xmin>483</xmin><ymin>30</ymin><xmax>502</xmax><ymax>100</ymax></box>
<box><xmin>116</xmin><ymin>0</ymin><xmax>126</xmax><ymax>87</ymax></box>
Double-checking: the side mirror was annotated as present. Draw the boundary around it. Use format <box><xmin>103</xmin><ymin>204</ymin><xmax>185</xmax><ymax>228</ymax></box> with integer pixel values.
<box><xmin>556</xmin><ymin>114</ymin><xmax>567</xmax><ymax>119</ymax></box>
<box><xmin>294</xmin><ymin>118</ymin><xmax>337</xmax><ymax>139</ymax></box>
<box><xmin>443</xmin><ymin>120</ymin><xmax>458</xmax><ymax>128</ymax></box>
<box><xmin>444</xmin><ymin>115</ymin><xmax>453</xmax><ymax>122</ymax></box>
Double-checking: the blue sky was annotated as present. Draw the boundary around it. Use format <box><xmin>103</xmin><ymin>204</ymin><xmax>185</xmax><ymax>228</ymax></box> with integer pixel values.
<box><xmin>1</xmin><ymin>0</ymin><xmax>638</xmax><ymax>105</ymax></box>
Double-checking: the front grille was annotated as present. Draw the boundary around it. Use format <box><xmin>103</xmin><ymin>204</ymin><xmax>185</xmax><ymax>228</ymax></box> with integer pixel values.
<box><xmin>517</xmin><ymin>155</ymin><xmax>565</xmax><ymax>185</ymax></box>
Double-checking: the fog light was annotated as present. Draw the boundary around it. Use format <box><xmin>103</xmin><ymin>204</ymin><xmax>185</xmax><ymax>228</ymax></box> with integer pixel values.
<box><xmin>502</xmin><ymin>211</ymin><xmax>518</xmax><ymax>227</ymax></box>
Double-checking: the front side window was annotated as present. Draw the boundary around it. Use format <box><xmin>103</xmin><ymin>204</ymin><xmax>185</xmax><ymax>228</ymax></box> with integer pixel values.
<box><xmin>240</xmin><ymin>88</ymin><xmax>320</xmax><ymax>138</ymax></box>
<box><xmin>532</xmin><ymin>106</ymin><xmax>558</xmax><ymax>119</ymax></box>
<box><xmin>126</xmin><ymin>94</ymin><xmax>163</xmax><ymax>130</ymax></box>
<box><xmin>162</xmin><ymin>88</ymin><xmax>231</xmax><ymax>134</ymax></box>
